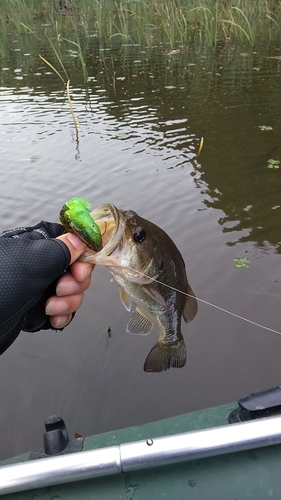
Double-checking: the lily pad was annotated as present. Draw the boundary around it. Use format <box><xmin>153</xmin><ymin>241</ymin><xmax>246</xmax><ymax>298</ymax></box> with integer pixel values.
<box><xmin>233</xmin><ymin>257</ymin><xmax>250</xmax><ymax>268</ymax></box>
<box><xmin>267</xmin><ymin>158</ymin><xmax>280</xmax><ymax>169</ymax></box>
<box><xmin>30</xmin><ymin>155</ymin><xmax>39</xmax><ymax>162</ymax></box>
<box><xmin>258</xmin><ymin>125</ymin><xmax>273</xmax><ymax>131</ymax></box>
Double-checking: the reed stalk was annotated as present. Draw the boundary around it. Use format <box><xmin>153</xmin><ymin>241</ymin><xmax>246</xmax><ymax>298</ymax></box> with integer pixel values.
<box><xmin>66</xmin><ymin>79</ymin><xmax>80</xmax><ymax>136</ymax></box>
<box><xmin>39</xmin><ymin>54</ymin><xmax>79</xmax><ymax>137</ymax></box>
<box><xmin>1</xmin><ymin>0</ymin><xmax>281</xmax><ymax>53</ymax></box>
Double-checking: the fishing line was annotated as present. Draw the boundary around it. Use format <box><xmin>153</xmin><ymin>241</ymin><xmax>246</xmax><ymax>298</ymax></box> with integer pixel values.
<box><xmin>150</xmin><ymin>277</ymin><xmax>281</xmax><ymax>336</ymax></box>
<box><xmin>103</xmin><ymin>262</ymin><xmax>281</xmax><ymax>336</ymax></box>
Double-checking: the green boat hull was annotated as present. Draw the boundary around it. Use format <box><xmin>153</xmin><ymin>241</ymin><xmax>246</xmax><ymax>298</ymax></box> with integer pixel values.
<box><xmin>1</xmin><ymin>401</ymin><xmax>281</xmax><ymax>499</ymax></box>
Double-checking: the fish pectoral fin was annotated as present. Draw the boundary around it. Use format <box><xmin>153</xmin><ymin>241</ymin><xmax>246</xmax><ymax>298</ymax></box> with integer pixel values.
<box><xmin>126</xmin><ymin>308</ymin><xmax>154</xmax><ymax>335</ymax></box>
<box><xmin>119</xmin><ymin>287</ymin><xmax>131</xmax><ymax>312</ymax></box>
<box><xmin>144</xmin><ymin>340</ymin><xmax>186</xmax><ymax>373</ymax></box>
<box><xmin>142</xmin><ymin>285</ymin><xmax>168</xmax><ymax>309</ymax></box>
<box><xmin>183</xmin><ymin>283</ymin><xmax>198</xmax><ymax>323</ymax></box>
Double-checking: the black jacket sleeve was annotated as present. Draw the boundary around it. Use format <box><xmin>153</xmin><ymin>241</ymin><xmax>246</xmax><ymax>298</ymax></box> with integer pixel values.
<box><xmin>0</xmin><ymin>221</ymin><xmax>71</xmax><ymax>354</ymax></box>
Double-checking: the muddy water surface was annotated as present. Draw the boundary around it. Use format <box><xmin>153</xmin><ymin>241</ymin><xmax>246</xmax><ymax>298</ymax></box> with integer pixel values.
<box><xmin>1</xmin><ymin>38</ymin><xmax>281</xmax><ymax>459</ymax></box>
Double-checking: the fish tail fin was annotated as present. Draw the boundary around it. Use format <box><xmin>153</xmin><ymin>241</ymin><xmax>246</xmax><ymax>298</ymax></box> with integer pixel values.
<box><xmin>143</xmin><ymin>340</ymin><xmax>186</xmax><ymax>373</ymax></box>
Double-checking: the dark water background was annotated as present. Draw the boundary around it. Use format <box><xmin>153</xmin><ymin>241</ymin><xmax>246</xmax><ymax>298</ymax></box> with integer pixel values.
<box><xmin>1</xmin><ymin>34</ymin><xmax>281</xmax><ymax>460</ymax></box>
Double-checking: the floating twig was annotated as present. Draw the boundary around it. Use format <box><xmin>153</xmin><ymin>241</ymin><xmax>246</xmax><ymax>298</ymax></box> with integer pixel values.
<box><xmin>66</xmin><ymin>80</ymin><xmax>79</xmax><ymax>136</ymax></box>
<box><xmin>197</xmin><ymin>137</ymin><xmax>204</xmax><ymax>157</ymax></box>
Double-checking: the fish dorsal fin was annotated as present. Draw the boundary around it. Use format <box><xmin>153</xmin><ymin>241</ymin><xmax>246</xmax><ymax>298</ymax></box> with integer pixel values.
<box><xmin>119</xmin><ymin>287</ymin><xmax>131</xmax><ymax>312</ymax></box>
<box><xmin>142</xmin><ymin>285</ymin><xmax>168</xmax><ymax>309</ymax></box>
<box><xmin>126</xmin><ymin>308</ymin><xmax>154</xmax><ymax>335</ymax></box>
<box><xmin>183</xmin><ymin>283</ymin><xmax>198</xmax><ymax>323</ymax></box>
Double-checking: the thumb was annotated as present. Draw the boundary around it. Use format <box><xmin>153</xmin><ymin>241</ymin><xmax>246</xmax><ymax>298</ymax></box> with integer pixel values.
<box><xmin>56</xmin><ymin>233</ymin><xmax>87</xmax><ymax>265</ymax></box>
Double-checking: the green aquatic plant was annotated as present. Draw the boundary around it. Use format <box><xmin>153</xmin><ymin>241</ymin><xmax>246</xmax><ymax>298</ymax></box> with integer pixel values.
<box><xmin>30</xmin><ymin>155</ymin><xmax>39</xmax><ymax>162</ymax></box>
<box><xmin>1</xmin><ymin>0</ymin><xmax>281</xmax><ymax>52</ymax></box>
<box><xmin>63</xmin><ymin>36</ymin><xmax>88</xmax><ymax>82</ymax></box>
<box><xmin>221</xmin><ymin>6</ymin><xmax>254</xmax><ymax>45</ymax></box>
<box><xmin>233</xmin><ymin>257</ymin><xmax>250</xmax><ymax>268</ymax></box>
<box><xmin>259</xmin><ymin>125</ymin><xmax>273</xmax><ymax>131</ymax></box>
<box><xmin>267</xmin><ymin>159</ymin><xmax>280</xmax><ymax>169</ymax></box>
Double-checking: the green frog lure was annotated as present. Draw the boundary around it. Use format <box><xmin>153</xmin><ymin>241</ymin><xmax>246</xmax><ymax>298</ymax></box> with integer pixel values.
<box><xmin>59</xmin><ymin>197</ymin><xmax>103</xmax><ymax>252</ymax></box>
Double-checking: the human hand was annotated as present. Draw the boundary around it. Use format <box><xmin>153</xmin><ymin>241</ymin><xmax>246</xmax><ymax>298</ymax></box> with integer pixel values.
<box><xmin>0</xmin><ymin>220</ymin><xmax>95</xmax><ymax>355</ymax></box>
<box><xmin>45</xmin><ymin>233</ymin><xmax>95</xmax><ymax>329</ymax></box>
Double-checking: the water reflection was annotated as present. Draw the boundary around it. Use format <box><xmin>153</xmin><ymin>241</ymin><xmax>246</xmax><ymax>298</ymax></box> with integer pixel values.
<box><xmin>2</xmin><ymin>41</ymin><xmax>281</xmax><ymax>250</ymax></box>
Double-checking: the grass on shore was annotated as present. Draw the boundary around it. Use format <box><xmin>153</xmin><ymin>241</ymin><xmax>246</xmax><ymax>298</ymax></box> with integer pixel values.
<box><xmin>1</xmin><ymin>0</ymin><xmax>281</xmax><ymax>51</ymax></box>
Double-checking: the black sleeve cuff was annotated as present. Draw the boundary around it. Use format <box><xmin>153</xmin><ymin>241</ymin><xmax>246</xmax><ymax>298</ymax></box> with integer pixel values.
<box><xmin>0</xmin><ymin>229</ymin><xmax>71</xmax><ymax>354</ymax></box>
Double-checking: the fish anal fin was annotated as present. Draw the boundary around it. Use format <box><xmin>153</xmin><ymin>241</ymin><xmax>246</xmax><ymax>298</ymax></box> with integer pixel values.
<box><xmin>119</xmin><ymin>287</ymin><xmax>131</xmax><ymax>312</ymax></box>
<box><xmin>142</xmin><ymin>285</ymin><xmax>168</xmax><ymax>309</ymax></box>
<box><xmin>183</xmin><ymin>283</ymin><xmax>198</xmax><ymax>323</ymax></box>
<box><xmin>144</xmin><ymin>340</ymin><xmax>186</xmax><ymax>373</ymax></box>
<box><xmin>126</xmin><ymin>308</ymin><xmax>154</xmax><ymax>335</ymax></box>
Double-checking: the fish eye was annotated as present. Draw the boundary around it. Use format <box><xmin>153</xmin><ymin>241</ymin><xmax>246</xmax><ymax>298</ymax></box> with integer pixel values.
<box><xmin>133</xmin><ymin>227</ymin><xmax>146</xmax><ymax>243</ymax></box>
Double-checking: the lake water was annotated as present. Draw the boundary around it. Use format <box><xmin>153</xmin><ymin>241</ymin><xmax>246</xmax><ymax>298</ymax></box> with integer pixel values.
<box><xmin>1</xmin><ymin>34</ymin><xmax>281</xmax><ymax>460</ymax></box>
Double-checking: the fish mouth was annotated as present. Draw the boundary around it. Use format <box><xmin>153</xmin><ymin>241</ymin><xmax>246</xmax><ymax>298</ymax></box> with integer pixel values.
<box><xmin>81</xmin><ymin>204</ymin><xmax>157</xmax><ymax>284</ymax></box>
<box><xmin>81</xmin><ymin>203</ymin><xmax>125</xmax><ymax>264</ymax></box>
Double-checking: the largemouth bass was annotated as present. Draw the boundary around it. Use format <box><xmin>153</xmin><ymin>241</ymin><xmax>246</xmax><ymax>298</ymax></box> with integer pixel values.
<box><xmin>65</xmin><ymin>203</ymin><xmax>198</xmax><ymax>372</ymax></box>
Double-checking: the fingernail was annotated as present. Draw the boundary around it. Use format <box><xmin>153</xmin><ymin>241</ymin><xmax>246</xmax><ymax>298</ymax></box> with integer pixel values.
<box><xmin>46</xmin><ymin>299</ymin><xmax>68</xmax><ymax>316</ymax></box>
<box><xmin>52</xmin><ymin>315</ymin><xmax>71</xmax><ymax>329</ymax></box>
<box><xmin>56</xmin><ymin>280</ymin><xmax>80</xmax><ymax>296</ymax></box>
<box><xmin>66</xmin><ymin>233</ymin><xmax>86</xmax><ymax>250</ymax></box>
<box><xmin>80</xmin><ymin>263</ymin><xmax>93</xmax><ymax>281</ymax></box>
